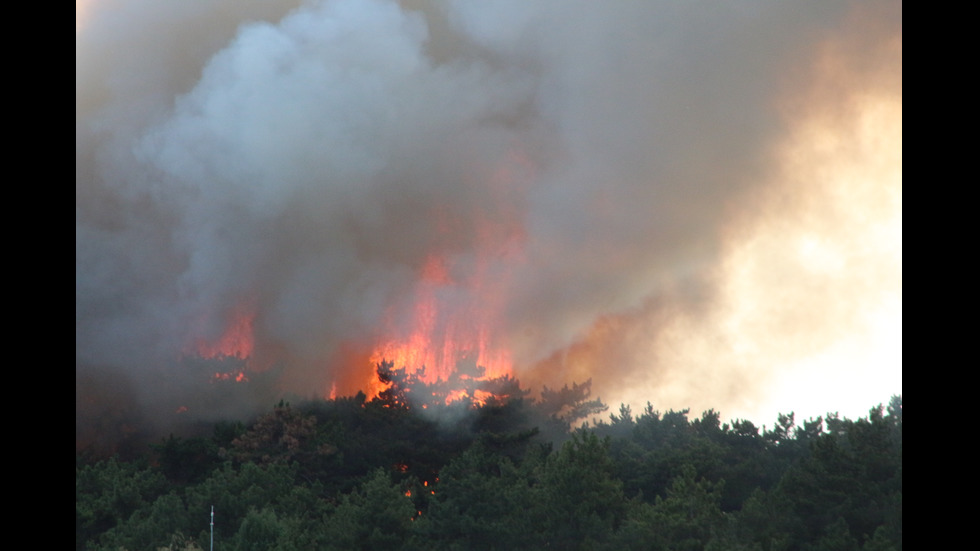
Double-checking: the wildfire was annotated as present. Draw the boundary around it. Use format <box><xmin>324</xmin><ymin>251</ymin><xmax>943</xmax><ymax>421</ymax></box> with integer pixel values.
<box><xmin>368</xmin><ymin>254</ymin><xmax>516</xmax><ymax>406</ymax></box>
<box><xmin>211</xmin><ymin>370</ymin><xmax>249</xmax><ymax>383</ymax></box>
<box><xmin>186</xmin><ymin>302</ymin><xmax>257</xmax><ymax>384</ymax></box>
<box><xmin>372</xmin><ymin>257</ymin><xmax>510</xmax><ymax>371</ymax></box>
<box><xmin>183</xmin><ymin>147</ymin><xmax>532</xmax><ymax>406</ymax></box>
<box><xmin>364</xmin><ymin>147</ymin><xmax>532</xmax><ymax>405</ymax></box>
<box><xmin>192</xmin><ymin>304</ymin><xmax>256</xmax><ymax>360</ymax></box>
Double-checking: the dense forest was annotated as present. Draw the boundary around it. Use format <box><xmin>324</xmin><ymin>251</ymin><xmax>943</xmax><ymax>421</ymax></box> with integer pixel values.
<box><xmin>77</xmin><ymin>364</ymin><xmax>902</xmax><ymax>550</ymax></box>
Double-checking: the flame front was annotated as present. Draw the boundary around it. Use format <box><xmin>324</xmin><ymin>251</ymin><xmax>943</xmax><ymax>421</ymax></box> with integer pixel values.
<box><xmin>368</xmin><ymin>254</ymin><xmax>514</xmax><ymax>404</ymax></box>
<box><xmin>186</xmin><ymin>303</ymin><xmax>257</xmax><ymax>385</ymax></box>
<box><xmin>365</xmin><ymin>149</ymin><xmax>531</xmax><ymax>403</ymax></box>
<box><xmin>184</xmin><ymin>148</ymin><xmax>531</xmax><ymax>404</ymax></box>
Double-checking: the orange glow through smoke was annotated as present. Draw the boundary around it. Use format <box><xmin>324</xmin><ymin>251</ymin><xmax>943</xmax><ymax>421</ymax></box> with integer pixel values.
<box><xmin>186</xmin><ymin>149</ymin><xmax>531</xmax><ymax>404</ymax></box>
<box><xmin>211</xmin><ymin>370</ymin><xmax>249</xmax><ymax>383</ymax></box>
<box><xmin>189</xmin><ymin>303</ymin><xmax>257</xmax><ymax>384</ymax></box>
<box><xmin>192</xmin><ymin>304</ymin><xmax>256</xmax><ymax>360</ymax></box>
<box><xmin>368</xmin><ymin>254</ymin><xmax>515</xmax><ymax>405</ymax></box>
<box><xmin>366</xmin><ymin>148</ymin><xmax>531</xmax><ymax>404</ymax></box>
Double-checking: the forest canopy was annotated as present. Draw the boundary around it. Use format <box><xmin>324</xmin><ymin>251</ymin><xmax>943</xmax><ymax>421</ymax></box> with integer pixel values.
<box><xmin>77</xmin><ymin>364</ymin><xmax>902</xmax><ymax>551</ymax></box>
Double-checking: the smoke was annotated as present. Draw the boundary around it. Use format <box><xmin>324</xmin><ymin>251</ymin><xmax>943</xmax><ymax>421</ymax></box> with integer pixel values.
<box><xmin>77</xmin><ymin>0</ymin><xmax>901</xmax><ymax>439</ymax></box>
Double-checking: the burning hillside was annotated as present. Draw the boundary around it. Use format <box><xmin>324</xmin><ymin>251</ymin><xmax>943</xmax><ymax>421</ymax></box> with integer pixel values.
<box><xmin>77</xmin><ymin>0</ymin><xmax>901</xmax><ymax>443</ymax></box>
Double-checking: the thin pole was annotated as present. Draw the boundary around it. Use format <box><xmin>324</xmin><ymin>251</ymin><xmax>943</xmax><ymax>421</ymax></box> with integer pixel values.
<box><xmin>210</xmin><ymin>506</ymin><xmax>214</xmax><ymax>551</ymax></box>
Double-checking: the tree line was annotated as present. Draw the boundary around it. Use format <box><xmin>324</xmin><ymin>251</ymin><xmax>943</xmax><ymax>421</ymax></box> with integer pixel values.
<box><xmin>77</xmin><ymin>364</ymin><xmax>902</xmax><ymax>550</ymax></box>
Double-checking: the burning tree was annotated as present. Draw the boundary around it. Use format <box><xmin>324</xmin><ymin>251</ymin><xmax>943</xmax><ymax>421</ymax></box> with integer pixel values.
<box><xmin>373</xmin><ymin>359</ymin><xmax>528</xmax><ymax>411</ymax></box>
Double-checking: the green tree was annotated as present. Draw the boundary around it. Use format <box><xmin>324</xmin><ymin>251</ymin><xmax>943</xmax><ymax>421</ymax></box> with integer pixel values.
<box><xmin>152</xmin><ymin>434</ymin><xmax>221</xmax><ymax>484</ymax></box>
<box><xmin>97</xmin><ymin>492</ymin><xmax>194</xmax><ymax>551</ymax></box>
<box><xmin>76</xmin><ymin>457</ymin><xmax>168</xmax><ymax>550</ymax></box>
<box><xmin>537</xmin><ymin>379</ymin><xmax>608</xmax><ymax>432</ymax></box>
<box><xmin>411</xmin><ymin>441</ymin><xmax>538</xmax><ymax>550</ymax></box>
<box><xmin>235</xmin><ymin>507</ymin><xmax>283</xmax><ymax>551</ymax></box>
<box><xmin>529</xmin><ymin>430</ymin><xmax>627</xmax><ymax>549</ymax></box>
<box><xmin>804</xmin><ymin>517</ymin><xmax>859</xmax><ymax>551</ymax></box>
<box><xmin>182</xmin><ymin>462</ymin><xmax>301</xmax><ymax>545</ymax></box>
<box><xmin>614</xmin><ymin>464</ymin><xmax>726</xmax><ymax>551</ymax></box>
<box><xmin>321</xmin><ymin>468</ymin><xmax>417</xmax><ymax>550</ymax></box>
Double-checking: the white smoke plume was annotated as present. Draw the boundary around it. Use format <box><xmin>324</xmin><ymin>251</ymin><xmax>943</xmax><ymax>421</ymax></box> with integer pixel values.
<box><xmin>77</xmin><ymin>0</ymin><xmax>901</xmax><ymax>438</ymax></box>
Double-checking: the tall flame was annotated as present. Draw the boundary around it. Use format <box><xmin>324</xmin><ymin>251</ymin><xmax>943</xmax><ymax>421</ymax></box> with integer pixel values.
<box><xmin>370</xmin><ymin>255</ymin><xmax>512</xmax><ymax>379</ymax></box>
<box><xmin>365</xmin><ymin>148</ymin><xmax>531</xmax><ymax>401</ymax></box>
<box><xmin>367</xmin><ymin>251</ymin><xmax>514</xmax><ymax>404</ymax></box>
<box><xmin>181</xmin><ymin>145</ymin><xmax>531</xmax><ymax>403</ymax></box>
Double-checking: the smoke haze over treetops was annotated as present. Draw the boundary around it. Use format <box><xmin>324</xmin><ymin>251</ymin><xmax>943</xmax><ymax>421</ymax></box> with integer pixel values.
<box><xmin>76</xmin><ymin>0</ymin><xmax>901</xmax><ymax>434</ymax></box>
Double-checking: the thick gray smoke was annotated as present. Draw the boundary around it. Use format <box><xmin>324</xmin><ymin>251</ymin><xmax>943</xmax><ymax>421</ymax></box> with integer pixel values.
<box><xmin>77</xmin><ymin>0</ymin><xmax>901</xmax><ymax>442</ymax></box>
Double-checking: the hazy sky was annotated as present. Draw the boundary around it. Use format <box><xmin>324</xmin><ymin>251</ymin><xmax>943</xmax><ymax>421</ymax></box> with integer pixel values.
<box><xmin>77</xmin><ymin>0</ymin><xmax>901</xmax><ymax>431</ymax></box>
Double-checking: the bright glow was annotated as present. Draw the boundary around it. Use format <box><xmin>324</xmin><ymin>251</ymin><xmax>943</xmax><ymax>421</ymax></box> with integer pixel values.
<box><xmin>732</xmin><ymin>92</ymin><xmax>902</xmax><ymax>423</ymax></box>
<box><xmin>365</xmin><ymin>148</ymin><xmax>530</xmax><ymax>401</ymax></box>
<box><xmin>623</xmin><ymin>63</ymin><xmax>901</xmax><ymax>425</ymax></box>
<box><xmin>190</xmin><ymin>303</ymin><xmax>257</xmax><ymax>360</ymax></box>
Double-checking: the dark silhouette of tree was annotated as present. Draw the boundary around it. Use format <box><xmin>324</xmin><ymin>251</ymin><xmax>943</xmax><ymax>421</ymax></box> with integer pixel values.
<box><xmin>76</xmin><ymin>373</ymin><xmax>902</xmax><ymax>551</ymax></box>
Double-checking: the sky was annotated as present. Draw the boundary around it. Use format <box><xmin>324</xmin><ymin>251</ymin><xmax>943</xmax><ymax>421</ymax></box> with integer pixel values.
<box><xmin>77</xmin><ymin>0</ymin><xmax>901</xmax><ymax>437</ymax></box>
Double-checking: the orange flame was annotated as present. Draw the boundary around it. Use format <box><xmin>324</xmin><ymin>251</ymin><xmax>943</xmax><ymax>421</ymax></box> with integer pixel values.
<box><xmin>185</xmin><ymin>148</ymin><xmax>533</xmax><ymax>404</ymax></box>
<box><xmin>211</xmin><ymin>370</ymin><xmax>249</xmax><ymax>383</ymax></box>
<box><xmin>365</xmin><ymin>147</ymin><xmax>532</xmax><ymax>404</ymax></box>
<box><xmin>192</xmin><ymin>304</ymin><xmax>255</xmax><ymax>359</ymax></box>
<box><xmin>368</xmin><ymin>253</ymin><xmax>515</xmax><ymax>405</ymax></box>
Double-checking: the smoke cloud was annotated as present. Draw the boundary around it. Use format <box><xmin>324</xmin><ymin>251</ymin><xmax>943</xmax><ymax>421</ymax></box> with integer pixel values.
<box><xmin>77</xmin><ymin>0</ymin><xmax>901</xmax><ymax>442</ymax></box>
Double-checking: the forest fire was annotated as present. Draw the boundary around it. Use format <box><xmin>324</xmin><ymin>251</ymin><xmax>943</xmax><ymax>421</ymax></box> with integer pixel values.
<box><xmin>365</xmin><ymin>249</ymin><xmax>517</xmax><ymax>406</ymax></box>
<box><xmin>186</xmin><ymin>269</ymin><xmax>518</xmax><ymax>407</ymax></box>
<box><xmin>187</xmin><ymin>268</ymin><xmax>517</xmax><ymax>406</ymax></box>
<box><xmin>211</xmin><ymin>370</ymin><xmax>249</xmax><ymax>383</ymax></box>
<box><xmin>76</xmin><ymin>5</ymin><xmax>902</xmax><ymax>510</ymax></box>
<box><xmin>190</xmin><ymin>304</ymin><xmax>256</xmax><ymax>361</ymax></box>
<box><xmin>179</xmin><ymin>137</ymin><xmax>530</xmax><ymax>408</ymax></box>
<box><xmin>359</xmin><ymin>144</ymin><xmax>528</xmax><ymax>406</ymax></box>
<box><xmin>184</xmin><ymin>304</ymin><xmax>258</xmax><ymax>385</ymax></box>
